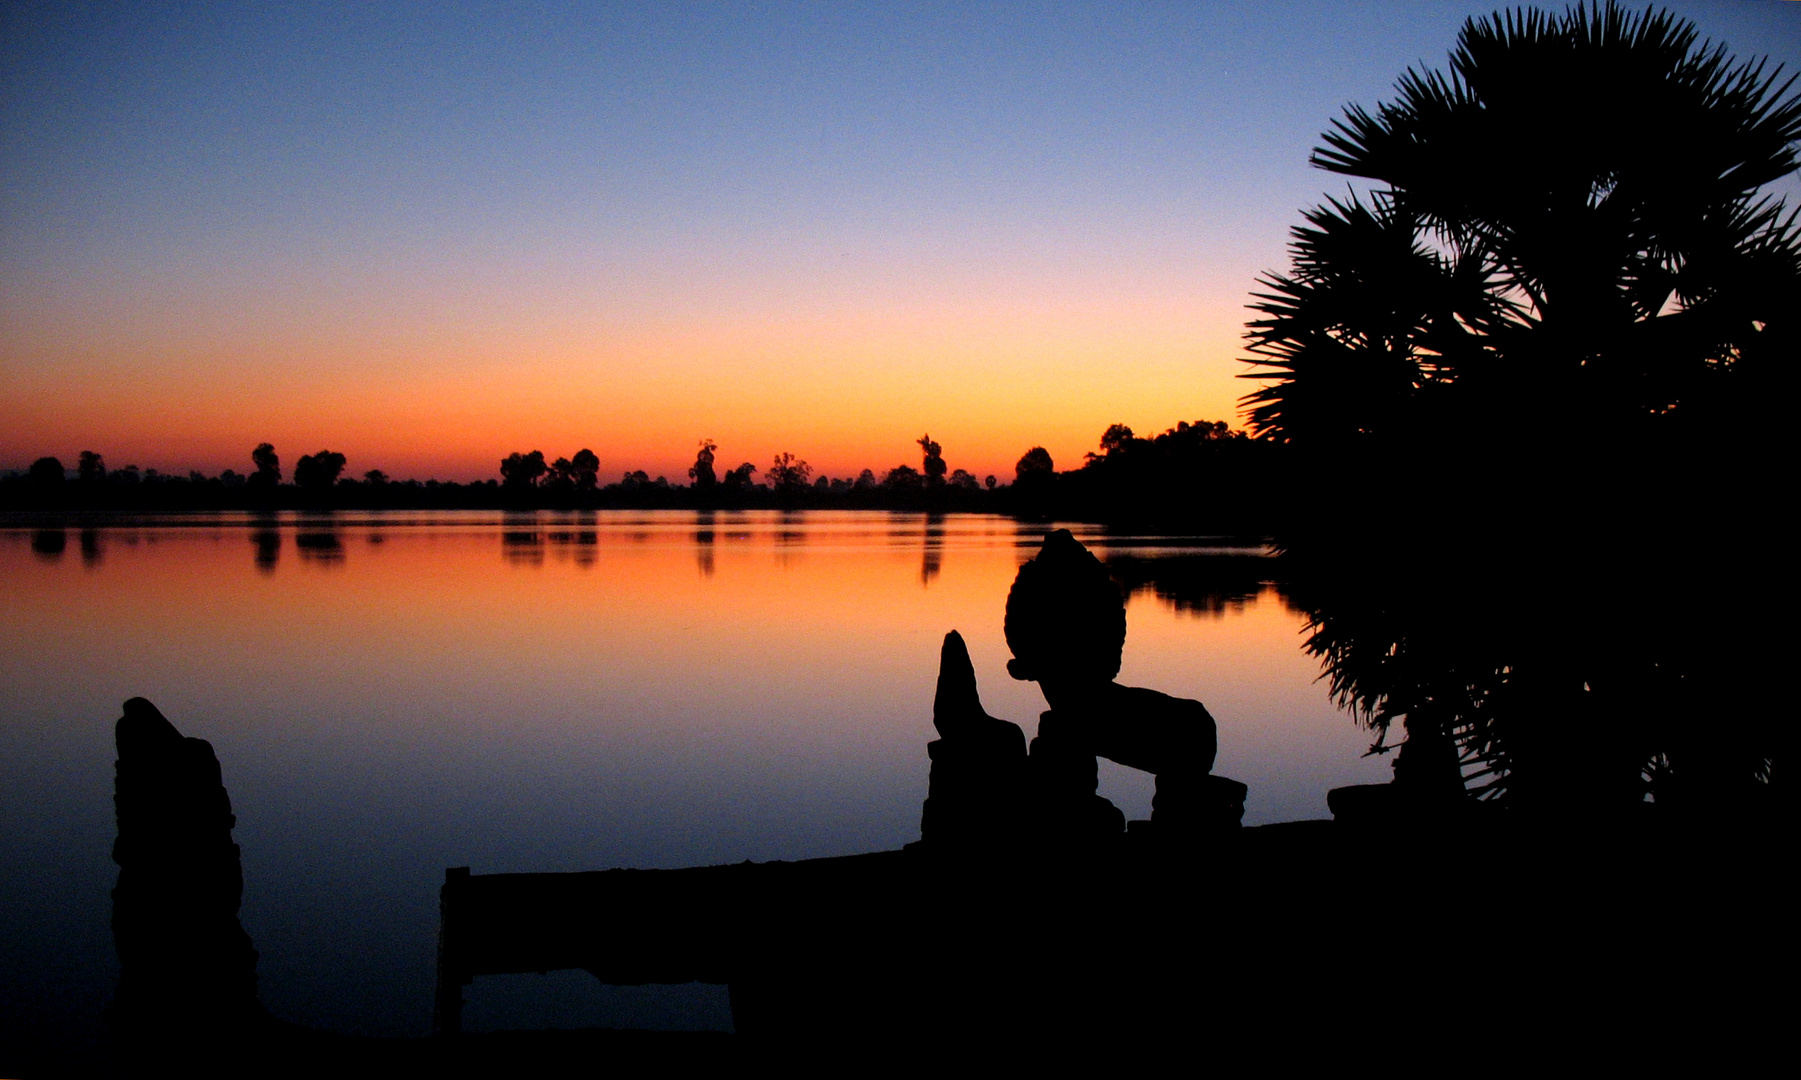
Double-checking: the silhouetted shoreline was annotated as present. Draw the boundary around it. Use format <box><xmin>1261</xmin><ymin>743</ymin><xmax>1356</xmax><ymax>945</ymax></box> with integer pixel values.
<box><xmin>1</xmin><ymin>420</ymin><xmax>1289</xmax><ymax>530</ymax></box>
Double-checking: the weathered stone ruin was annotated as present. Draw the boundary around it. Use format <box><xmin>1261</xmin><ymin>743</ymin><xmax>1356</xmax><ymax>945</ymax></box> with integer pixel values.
<box><xmin>109</xmin><ymin>697</ymin><xmax>262</xmax><ymax>1047</ymax></box>
<box><xmin>917</xmin><ymin>630</ymin><xmax>1028</xmax><ymax>847</ymax></box>
<box><xmin>921</xmin><ymin>529</ymin><xmax>1245</xmax><ymax>848</ymax></box>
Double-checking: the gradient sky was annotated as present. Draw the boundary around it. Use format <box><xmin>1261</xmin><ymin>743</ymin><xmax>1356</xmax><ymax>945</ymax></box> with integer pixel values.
<box><xmin>4</xmin><ymin>1</ymin><xmax>1797</xmax><ymax>482</ymax></box>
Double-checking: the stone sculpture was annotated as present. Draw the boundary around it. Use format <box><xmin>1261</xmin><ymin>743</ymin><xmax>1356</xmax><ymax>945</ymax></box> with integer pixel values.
<box><xmin>109</xmin><ymin>697</ymin><xmax>263</xmax><ymax>1046</ymax></box>
<box><xmin>921</xmin><ymin>529</ymin><xmax>1244</xmax><ymax>848</ymax></box>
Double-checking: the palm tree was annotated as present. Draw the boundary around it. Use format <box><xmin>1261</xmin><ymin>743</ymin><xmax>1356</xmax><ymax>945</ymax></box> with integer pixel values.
<box><xmin>1244</xmin><ymin>2</ymin><xmax>1800</xmax><ymax>820</ymax></box>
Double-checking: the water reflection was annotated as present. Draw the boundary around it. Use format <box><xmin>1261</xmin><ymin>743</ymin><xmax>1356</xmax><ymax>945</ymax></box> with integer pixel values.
<box><xmin>921</xmin><ymin>514</ymin><xmax>944</xmax><ymax>586</ymax></box>
<box><xmin>251</xmin><ymin>519</ymin><xmax>282</xmax><ymax>574</ymax></box>
<box><xmin>0</xmin><ymin>509</ymin><xmax>1395</xmax><ymax>1052</ymax></box>
<box><xmin>772</xmin><ymin>510</ymin><xmax>806</xmax><ymax>567</ymax></box>
<box><xmin>295</xmin><ymin>516</ymin><xmax>344</xmax><ymax>566</ymax></box>
<box><xmin>1106</xmin><ymin>553</ymin><xmax>1294</xmax><ymax>618</ymax></box>
<box><xmin>569</xmin><ymin>529</ymin><xmax>598</xmax><ymax>568</ymax></box>
<box><xmin>694</xmin><ymin>511</ymin><xmax>716</xmax><ymax>578</ymax></box>
<box><xmin>32</xmin><ymin>528</ymin><xmax>65</xmax><ymax>560</ymax></box>
<box><xmin>501</xmin><ymin>512</ymin><xmax>544</xmax><ymax>567</ymax></box>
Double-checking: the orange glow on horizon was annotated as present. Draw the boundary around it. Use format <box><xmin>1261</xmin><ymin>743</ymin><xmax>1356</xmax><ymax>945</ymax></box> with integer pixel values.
<box><xmin>1</xmin><ymin>287</ymin><xmax>1257</xmax><ymax>482</ymax></box>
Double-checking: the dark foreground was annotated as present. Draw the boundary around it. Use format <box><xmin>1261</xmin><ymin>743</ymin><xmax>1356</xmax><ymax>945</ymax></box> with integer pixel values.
<box><xmin>81</xmin><ymin>813</ymin><xmax>1785</xmax><ymax>1077</ymax></box>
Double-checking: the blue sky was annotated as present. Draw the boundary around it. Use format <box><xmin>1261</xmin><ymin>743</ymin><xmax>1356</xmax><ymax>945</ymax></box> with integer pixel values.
<box><xmin>4</xmin><ymin>1</ymin><xmax>1796</xmax><ymax>480</ymax></box>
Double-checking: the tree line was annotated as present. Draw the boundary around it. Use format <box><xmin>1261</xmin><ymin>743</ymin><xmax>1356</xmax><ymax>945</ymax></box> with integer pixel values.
<box><xmin>2</xmin><ymin>423</ymin><xmax>1284</xmax><ymax>528</ymax></box>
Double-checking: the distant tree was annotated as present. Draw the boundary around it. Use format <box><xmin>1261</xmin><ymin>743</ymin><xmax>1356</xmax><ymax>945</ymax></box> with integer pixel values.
<box><xmin>248</xmin><ymin>443</ymin><xmax>281</xmax><ymax>488</ymax></box>
<box><xmin>620</xmin><ymin>469</ymin><xmax>650</xmax><ymax>489</ymax></box>
<box><xmin>949</xmin><ymin>468</ymin><xmax>980</xmax><ymax>490</ymax></box>
<box><xmin>814</xmin><ymin>475</ymin><xmax>831</xmax><ymax>489</ymax></box>
<box><xmin>985</xmin><ymin>474</ymin><xmax>997</xmax><ymax>490</ymax></box>
<box><xmin>499</xmin><ymin>451</ymin><xmax>548</xmax><ymax>488</ymax></box>
<box><xmin>1014</xmin><ymin>447</ymin><xmax>1053</xmax><ymax>483</ymax></box>
<box><xmin>917</xmin><ymin>434</ymin><xmax>947</xmax><ymax>487</ymax></box>
<box><xmin>1098</xmin><ymin>424</ymin><xmax>1135</xmax><ymax>457</ymax></box>
<box><xmin>722</xmin><ymin>462</ymin><xmax>758</xmax><ymax>489</ymax></box>
<box><xmin>28</xmin><ymin>457</ymin><xmax>65</xmax><ymax>486</ymax></box>
<box><xmin>854</xmin><ymin>469</ymin><xmax>877</xmax><ymax>491</ymax></box>
<box><xmin>571</xmin><ymin>448</ymin><xmax>600</xmax><ymax>492</ymax></box>
<box><xmin>1012</xmin><ymin>446</ymin><xmax>1056</xmax><ymax>514</ymax></box>
<box><xmin>220</xmin><ymin>469</ymin><xmax>246</xmax><ymax>488</ymax></box>
<box><xmin>767</xmin><ymin>451</ymin><xmax>812</xmax><ymax>492</ymax></box>
<box><xmin>294</xmin><ymin>450</ymin><xmax>347</xmax><ymax>490</ymax></box>
<box><xmin>883</xmin><ymin>464</ymin><xmax>923</xmax><ymax>492</ymax></box>
<box><xmin>546</xmin><ymin>457</ymin><xmax>576</xmax><ymax>491</ymax></box>
<box><xmin>364</xmin><ymin>469</ymin><xmax>389</xmax><ymax>486</ymax></box>
<box><xmin>77</xmin><ymin>451</ymin><xmax>105</xmax><ymax>484</ymax></box>
<box><xmin>689</xmin><ymin>439</ymin><xmax>719</xmax><ymax>489</ymax></box>
<box><xmin>113</xmin><ymin>465</ymin><xmax>141</xmax><ymax>486</ymax></box>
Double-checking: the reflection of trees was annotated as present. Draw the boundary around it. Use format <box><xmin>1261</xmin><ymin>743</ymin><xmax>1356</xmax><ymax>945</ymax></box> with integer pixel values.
<box><xmin>1103</xmin><ymin>553</ymin><xmax>1291</xmax><ymax>619</ymax></box>
<box><xmin>542</xmin><ymin>517</ymin><xmax>599</xmax><ymax>568</ymax></box>
<box><xmin>501</xmin><ymin>513</ymin><xmax>544</xmax><ymax>567</ymax></box>
<box><xmin>294</xmin><ymin>516</ymin><xmax>344</xmax><ymax>565</ymax></box>
<box><xmin>920</xmin><ymin>513</ymin><xmax>944</xmax><ymax>586</ymax></box>
<box><xmin>570</xmin><ymin>528</ymin><xmax>597</xmax><ymax>568</ymax></box>
<box><xmin>31</xmin><ymin>528</ymin><xmax>65</xmax><ymax>559</ymax></box>
<box><xmin>1243</xmin><ymin>5</ymin><xmax>1795</xmax><ymax>819</ymax></box>
<box><xmin>1281</xmin><ymin>514</ymin><xmax>1782</xmax><ymax>818</ymax></box>
<box><xmin>694</xmin><ymin>510</ymin><xmax>715</xmax><ymax>577</ymax></box>
<box><xmin>80</xmin><ymin>527</ymin><xmax>102</xmax><ymax>567</ymax></box>
<box><xmin>250</xmin><ymin>517</ymin><xmax>281</xmax><ymax>574</ymax></box>
<box><xmin>774</xmin><ymin>509</ymin><xmax>805</xmax><ymax>567</ymax></box>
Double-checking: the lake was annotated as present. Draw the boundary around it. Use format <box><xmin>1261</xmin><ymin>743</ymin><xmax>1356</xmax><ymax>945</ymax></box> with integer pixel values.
<box><xmin>0</xmin><ymin>509</ymin><xmax>1388</xmax><ymax>1055</ymax></box>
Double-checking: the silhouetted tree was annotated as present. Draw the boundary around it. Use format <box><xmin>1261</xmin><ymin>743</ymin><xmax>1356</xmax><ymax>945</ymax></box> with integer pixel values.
<box><xmin>293</xmin><ymin>450</ymin><xmax>347</xmax><ymax>490</ymax></box>
<box><xmin>28</xmin><ymin>457</ymin><xmax>65</xmax><ymax>486</ymax></box>
<box><xmin>571</xmin><ymin>448</ymin><xmax>600</xmax><ymax>492</ymax></box>
<box><xmin>247</xmin><ymin>444</ymin><xmax>280</xmax><ymax>490</ymax></box>
<box><xmin>499</xmin><ymin>451</ymin><xmax>548</xmax><ymax>489</ymax></box>
<box><xmin>918</xmin><ymin>434</ymin><xmax>947</xmax><ymax>488</ymax></box>
<box><xmin>78</xmin><ymin>450</ymin><xmax>106</xmax><ymax>484</ymax></box>
<box><xmin>722</xmin><ymin>462</ymin><xmax>758</xmax><ymax>490</ymax></box>
<box><xmin>689</xmin><ymin>439</ymin><xmax>718</xmax><ymax>489</ymax></box>
<box><xmin>985</xmin><ymin>474</ymin><xmax>997</xmax><ymax>490</ymax></box>
<box><xmin>1097</xmin><ymin>424</ymin><xmax>1135</xmax><ymax>458</ymax></box>
<box><xmin>545</xmin><ymin>456</ymin><xmax>576</xmax><ymax>492</ymax></box>
<box><xmin>767</xmin><ymin>452</ymin><xmax>812</xmax><ymax>493</ymax></box>
<box><xmin>1246</xmin><ymin>3</ymin><xmax>1800</xmax><ymax>448</ymax></box>
<box><xmin>1061</xmin><ymin>418</ymin><xmax>1271</xmax><ymax>527</ymax></box>
<box><xmin>1015</xmin><ymin>447</ymin><xmax>1053</xmax><ymax>482</ymax></box>
<box><xmin>363</xmin><ymin>469</ymin><xmax>389</xmax><ymax>486</ymax></box>
<box><xmin>883</xmin><ymin>464</ymin><xmax>923</xmax><ymax>493</ymax></box>
<box><xmin>1245</xmin><ymin>1</ymin><xmax>1800</xmax><ymax>819</ymax></box>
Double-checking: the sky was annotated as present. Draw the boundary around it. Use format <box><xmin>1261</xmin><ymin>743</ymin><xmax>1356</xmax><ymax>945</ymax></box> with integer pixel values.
<box><xmin>3</xmin><ymin>1</ymin><xmax>1797</xmax><ymax>483</ymax></box>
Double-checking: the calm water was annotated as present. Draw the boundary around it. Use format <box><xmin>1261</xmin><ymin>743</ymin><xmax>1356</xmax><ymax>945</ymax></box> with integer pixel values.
<box><xmin>0</xmin><ymin>510</ymin><xmax>1387</xmax><ymax>1051</ymax></box>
